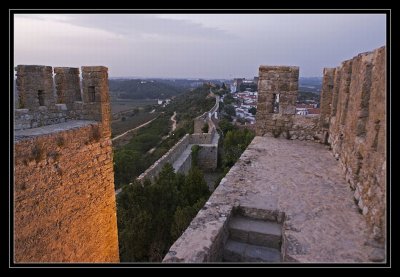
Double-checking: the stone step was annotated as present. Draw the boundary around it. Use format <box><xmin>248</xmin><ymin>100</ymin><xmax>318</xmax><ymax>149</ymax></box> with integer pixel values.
<box><xmin>228</xmin><ymin>216</ymin><xmax>282</xmax><ymax>249</ymax></box>
<box><xmin>223</xmin><ymin>240</ymin><xmax>281</xmax><ymax>262</ymax></box>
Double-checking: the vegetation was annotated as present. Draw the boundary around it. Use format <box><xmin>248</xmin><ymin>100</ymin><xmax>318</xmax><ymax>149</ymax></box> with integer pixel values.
<box><xmin>115</xmin><ymin>83</ymin><xmax>255</xmax><ymax>262</ymax></box>
<box><xmin>222</xmin><ymin>127</ymin><xmax>254</xmax><ymax>168</ymax></box>
<box><xmin>110</xmin><ymin>99</ymin><xmax>157</xmax><ymax>113</ymax></box>
<box><xmin>117</xmin><ymin>164</ymin><xmax>210</xmax><ymax>262</ymax></box>
<box><xmin>109</xmin><ymin>79</ymin><xmax>184</xmax><ymax>99</ymax></box>
<box><xmin>113</xmin><ymin>85</ymin><xmax>215</xmax><ymax>190</ymax></box>
<box><xmin>111</xmin><ymin>112</ymin><xmax>158</xmax><ymax>138</ymax></box>
<box><xmin>297</xmin><ymin>91</ymin><xmax>320</xmax><ymax>105</ymax></box>
<box><xmin>212</xmin><ymin>118</ymin><xmax>255</xmax><ymax>188</ymax></box>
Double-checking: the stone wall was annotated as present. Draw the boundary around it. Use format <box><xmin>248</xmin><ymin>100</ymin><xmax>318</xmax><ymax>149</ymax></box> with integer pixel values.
<box><xmin>289</xmin><ymin>115</ymin><xmax>322</xmax><ymax>141</ymax></box>
<box><xmin>14</xmin><ymin>65</ymin><xmax>119</xmax><ymax>262</ymax></box>
<box><xmin>137</xmin><ymin>135</ymin><xmax>191</xmax><ymax>182</ymax></box>
<box><xmin>197</xmin><ymin>145</ymin><xmax>218</xmax><ymax>171</ymax></box>
<box><xmin>320</xmin><ymin>46</ymin><xmax>386</xmax><ymax>242</ymax></box>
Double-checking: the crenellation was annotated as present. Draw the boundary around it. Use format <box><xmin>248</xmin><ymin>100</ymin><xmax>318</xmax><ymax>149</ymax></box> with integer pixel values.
<box><xmin>54</xmin><ymin>67</ymin><xmax>82</xmax><ymax>107</ymax></box>
<box><xmin>14</xmin><ymin>65</ymin><xmax>111</xmax><ymax>132</ymax></box>
<box><xmin>15</xmin><ymin>65</ymin><xmax>55</xmax><ymax>111</ymax></box>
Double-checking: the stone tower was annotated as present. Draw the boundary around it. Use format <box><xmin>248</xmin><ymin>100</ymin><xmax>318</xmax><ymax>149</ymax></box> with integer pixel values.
<box><xmin>255</xmin><ymin>66</ymin><xmax>299</xmax><ymax>137</ymax></box>
<box><xmin>14</xmin><ymin>65</ymin><xmax>119</xmax><ymax>262</ymax></box>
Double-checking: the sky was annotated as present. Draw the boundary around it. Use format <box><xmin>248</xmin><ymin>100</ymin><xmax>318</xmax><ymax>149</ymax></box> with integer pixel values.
<box><xmin>14</xmin><ymin>14</ymin><xmax>386</xmax><ymax>79</ymax></box>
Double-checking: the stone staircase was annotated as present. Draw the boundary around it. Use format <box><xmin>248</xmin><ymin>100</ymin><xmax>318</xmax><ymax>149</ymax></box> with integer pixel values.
<box><xmin>223</xmin><ymin>215</ymin><xmax>283</xmax><ymax>262</ymax></box>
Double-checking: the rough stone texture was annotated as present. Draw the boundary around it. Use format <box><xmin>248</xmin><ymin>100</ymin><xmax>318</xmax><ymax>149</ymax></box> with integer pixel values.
<box><xmin>14</xmin><ymin>122</ymin><xmax>119</xmax><ymax>262</ymax></box>
<box><xmin>319</xmin><ymin>68</ymin><xmax>335</xmax><ymax>130</ymax></box>
<box><xmin>255</xmin><ymin>66</ymin><xmax>299</xmax><ymax>137</ymax></box>
<box><xmin>15</xmin><ymin>65</ymin><xmax>55</xmax><ymax>110</ymax></box>
<box><xmin>320</xmin><ymin>46</ymin><xmax>386</xmax><ymax>242</ymax></box>
<box><xmin>196</xmin><ymin>145</ymin><xmax>218</xmax><ymax>171</ymax></box>
<box><xmin>14</xmin><ymin>65</ymin><xmax>119</xmax><ymax>263</ymax></box>
<box><xmin>54</xmin><ymin>67</ymin><xmax>82</xmax><ymax>108</ymax></box>
<box><xmin>290</xmin><ymin>115</ymin><xmax>322</xmax><ymax>142</ymax></box>
<box><xmin>163</xmin><ymin>137</ymin><xmax>384</xmax><ymax>263</ymax></box>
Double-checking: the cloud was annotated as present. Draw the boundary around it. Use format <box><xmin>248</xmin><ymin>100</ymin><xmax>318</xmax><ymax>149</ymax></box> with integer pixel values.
<box><xmin>14</xmin><ymin>14</ymin><xmax>386</xmax><ymax>78</ymax></box>
<box><xmin>17</xmin><ymin>14</ymin><xmax>236</xmax><ymax>41</ymax></box>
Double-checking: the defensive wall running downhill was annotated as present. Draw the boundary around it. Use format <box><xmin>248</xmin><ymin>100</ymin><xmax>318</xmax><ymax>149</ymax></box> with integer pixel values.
<box><xmin>163</xmin><ymin>46</ymin><xmax>387</xmax><ymax>263</ymax></box>
<box><xmin>13</xmin><ymin>65</ymin><xmax>119</xmax><ymax>263</ymax></box>
<box><xmin>137</xmin><ymin>96</ymin><xmax>220</xmax><ymax>183</ymax></box>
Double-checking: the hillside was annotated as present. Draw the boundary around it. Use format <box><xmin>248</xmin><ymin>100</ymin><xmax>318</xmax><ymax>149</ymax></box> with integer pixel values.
<box><xmin>109</xmin><ymin>79</ymin><xmax>185</xmax><ymax>99</ymax></box>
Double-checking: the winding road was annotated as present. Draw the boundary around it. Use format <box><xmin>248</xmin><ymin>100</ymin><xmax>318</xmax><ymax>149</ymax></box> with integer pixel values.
<box><xmin>171</xmin><ymin>111</ymin><xmax>177</xmax><ymax>132</ymax></box>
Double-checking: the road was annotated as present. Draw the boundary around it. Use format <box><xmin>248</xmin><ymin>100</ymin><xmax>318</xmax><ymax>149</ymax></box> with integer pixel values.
<box><xmin>171</xmin><ymin>111</ymin><xmax>177</xmax><ymax>132</ymax></box>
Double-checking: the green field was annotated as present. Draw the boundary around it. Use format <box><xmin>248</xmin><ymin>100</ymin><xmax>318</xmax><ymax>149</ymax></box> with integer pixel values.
<box><xmin>111</xmin><ymin>112</ymin><xmax>158</xmax><ymax>138</ymax></box>
<box><xmin>111</xmin><ymin>99</ymin><xmax>157</xmax><ymax>114</ymax></box>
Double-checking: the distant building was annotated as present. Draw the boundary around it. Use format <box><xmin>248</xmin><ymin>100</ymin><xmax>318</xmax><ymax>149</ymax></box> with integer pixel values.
<box><xmin>233</xmin><ymin>78</ymin><xmax>244</xmax><ymax>93</ymax></box>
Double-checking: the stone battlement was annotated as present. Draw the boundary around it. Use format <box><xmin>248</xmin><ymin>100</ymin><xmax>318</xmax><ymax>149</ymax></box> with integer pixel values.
<box><xmin>14</xmin><ymin>65</ymin><xmax>111</xmax><ymax>135</ymax></box>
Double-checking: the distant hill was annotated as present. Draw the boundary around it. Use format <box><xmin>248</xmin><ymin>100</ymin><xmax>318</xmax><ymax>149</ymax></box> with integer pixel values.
<box><xmin>299</xmin><ymin>77</ymin><xmax>322</xmax><ymax>94</ymax></box>
<box><xmin>109</xmin><ymin>79</ymin><xmax>186</xmax><ymax>100</ymax></box>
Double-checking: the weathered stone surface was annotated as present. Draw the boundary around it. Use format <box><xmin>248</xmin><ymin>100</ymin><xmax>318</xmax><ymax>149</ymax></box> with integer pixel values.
<box><xmin>320</xmin><ymin>46</ymin><xmax>386</xmax><ymax>242</ymax></box>
<box><xmin>255</xmin><ymin>65</ymin><xmax>321</xmax><ymax>141</ymax></box>
<box><xmin>320</xmin><ymin>68</ymin><xmax>335</xmax><ymax>129</ymax></box>
<box><xmin>163</xmin><ymin>136</ymin><xmax>383</xmax><ymax>263</ymax></box>
<box><xmin>15</xmin><ymin>65</ymin><xmax>55</xmax><ymax>111</ymax></box>
<box><xmin>54</xmin><ymin>67</ymin><xmax>82</xmax><ymax>107</ymax></box>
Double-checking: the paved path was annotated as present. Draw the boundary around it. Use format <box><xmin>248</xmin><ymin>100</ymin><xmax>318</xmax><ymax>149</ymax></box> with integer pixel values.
<box><xmin>14</xmin><ymin>120</ymin><xmax>96</xmax><ymax>141</ymax></box>
<box><xmin>232</xmin><ymin>137</ymin><xmax>381</xmax><ymax>262</ymax></box>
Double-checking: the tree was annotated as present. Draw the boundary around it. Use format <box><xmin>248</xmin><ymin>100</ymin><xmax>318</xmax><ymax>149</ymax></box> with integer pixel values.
<box><xmin>224</xmin><ymin>104</ymin><xmax>236</xmax><ymax>117</ymax></box>
<box><xmin>224</xmin><ymin>93</ymin><xmax>235</xmax><ymax>105</ymax></box>
<box><xmin>181</xmin><ymin>167</ymin><xmax>209</xmax><ymax>206</ymax></box>
<box><xmin>219</xmin><ymin>118</ymin><xmax>236</xmax><ymax>135</ymax></box>
<box><xmin>117</xmin><ymin>163</ymin><xmax>211</xmax><ymax>262</ymax></box>
<box><xmin>113</xmin><ymin>150</ymin><xmax>144</xmax><ymax>188</ymax></box>
<box><xmin>223</xmin><ymin>129</ymin><xmax>255</xmax><ymax>167</ymax></box>
<box><xmin>221</xmin><ymin>82</ymin><xmax>227</xmax><ymax>90</ymax></box>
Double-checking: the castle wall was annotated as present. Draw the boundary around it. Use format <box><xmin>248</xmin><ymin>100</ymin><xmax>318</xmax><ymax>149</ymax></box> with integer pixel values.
<box><xmin>14</xmin><ymin>65</ymin><xmax>119</xmax><ymax>262</ymax></box>
<box><xmin>320</xmin><ymin>46</ymin><xmax>386</xmax><ymax>241</ymax></box>
<box><xmin>197</xmin><ymin>145</ymin><xmax>218</xmax><ymax>171</ymax></box>
<box><xmin>137</xmin><ymin>135</ymin><xmax>191</xmax><ymax>182</ymax></box>
<box><xmin>289</xmin><ymin>115</ymin><xmax>321</xmax><ymax>141</ymax></box>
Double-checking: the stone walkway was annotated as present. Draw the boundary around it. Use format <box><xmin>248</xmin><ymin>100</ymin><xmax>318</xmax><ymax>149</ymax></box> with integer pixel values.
<box><xmin>14</xmin><ymin>120</ymin><xmax>96</xmax><ymax>142</ymax></box>
<box><xmin>164</xmin><ymin>136</ymin><xmax>384</xmax><ymax>263</ymax></box>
